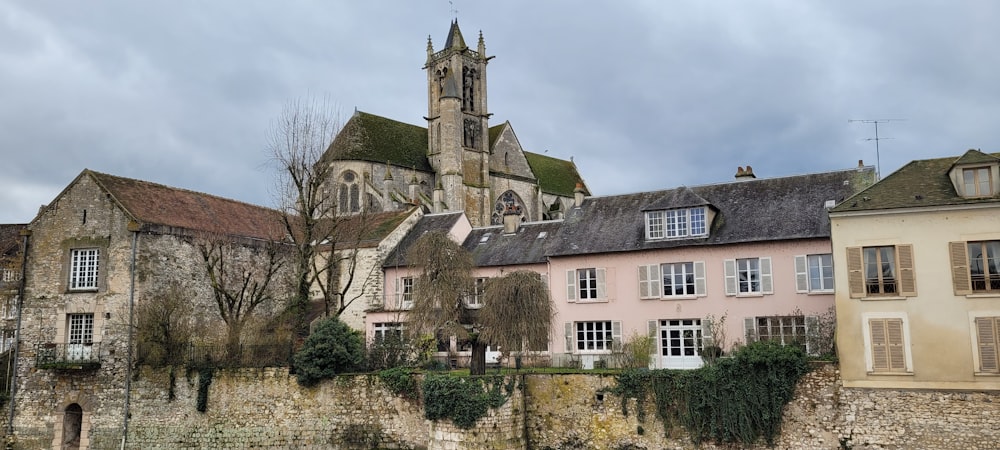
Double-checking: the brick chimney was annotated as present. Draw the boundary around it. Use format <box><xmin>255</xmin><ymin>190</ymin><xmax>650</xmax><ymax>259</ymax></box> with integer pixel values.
<box><xmin>574</xmin><ymin>183</ymin><xmax>586</xmax><ymax>208</ymax></box>
<box><xmin>734</xmin><ymin>166</ymin><xmax>756</xmax><ymax>180</ymax></box>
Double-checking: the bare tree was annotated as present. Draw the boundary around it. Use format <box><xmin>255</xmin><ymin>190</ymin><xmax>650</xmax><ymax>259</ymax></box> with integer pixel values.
<box><xmin>198</xmin><ymin>235</ymin><xmax>285</xmax><ymax>361</ymax></box>
<box><xmin>478</xmin><ymin>270</ymin><xmax>554</xmax><ymax>367</ymax></box>
<box><xmin>268</xmin><ymin>97</ymin><xmax>382</xmax><ymax>335</ymax></box>
<box><xmin>135</xmin><ymin>281</ymin><xmax>193</xmax><ymax>367</ymax></box>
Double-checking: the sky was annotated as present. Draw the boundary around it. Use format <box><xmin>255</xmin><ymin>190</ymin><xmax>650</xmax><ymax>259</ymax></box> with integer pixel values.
<box><xmin>2</xmin><ymin>1</ymin><xmax>999</xmax><ymax>223</ymax></box>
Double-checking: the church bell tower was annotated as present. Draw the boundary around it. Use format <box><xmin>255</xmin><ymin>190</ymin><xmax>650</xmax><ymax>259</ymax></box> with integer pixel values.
<box><xmin>425</xmin><ymin>20</ymin><xmax>491</xmax><ymax>226</ymax></box>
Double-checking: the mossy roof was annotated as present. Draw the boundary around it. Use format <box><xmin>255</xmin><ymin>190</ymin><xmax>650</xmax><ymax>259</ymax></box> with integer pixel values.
<box><xmin>830</xmin><ymin>150</ymin><xmax>1000</xmax><ymax>213</ymax></box>
<box><xmin>323</xmin><ymin>111</ymin><xmax>432</xmax><ymax>172</ymax></box>
<box><xmin>524</xmin><ymin>151</ymin><xmax>589</xmax><ymax>197</ymax></box>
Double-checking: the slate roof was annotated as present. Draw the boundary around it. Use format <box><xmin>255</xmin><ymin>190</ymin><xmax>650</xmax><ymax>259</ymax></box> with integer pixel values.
<box><xmin>464</xmin><ymin>221</ymin><xmax>564</xmax><ymax>267</ymax></box>
<box><xmin>86</xmin><ymin>170</ymin><xmax>287</xmax><ymax>241</ymax></box>
<box><xmin>548</xmin><ymin>167</ymin><xmax>876</xmax><ymax>257</ymax></box>
<box><xmin>382</xmin><ymin>212</ymin><xmax>465</xmax><ymax>267</ymax></box>
<box><xmin>328</xmin><ymin>208</ymin><xmax>417</xmax><ymax>250</ymax></box>
<box><xmin>830</xmin><ymin>150</ymin><xmax>1000</xmax><ymax>213</ymax></box>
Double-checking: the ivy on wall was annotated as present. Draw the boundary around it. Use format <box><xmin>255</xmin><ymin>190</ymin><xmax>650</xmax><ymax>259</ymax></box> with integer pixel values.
<box><xmin>422</xmin><ymin>374</ymin><xmax>515</xmax><ymax>429</ymax></box>
<box><xmin>606</xmin><ymin>341</ymin><xmax>809</xmax><ymax>447</ymax></box>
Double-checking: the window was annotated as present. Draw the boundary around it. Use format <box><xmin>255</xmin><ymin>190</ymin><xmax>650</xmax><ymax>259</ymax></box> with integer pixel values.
<box><xmin>846</xmin><ymin>245</ymin><xmax>916</xmax><ymax>298</ymax></box>
<box><xmin>69</xmin><ymin>248</ymin><xmax>99</xmax><ymax>291</ymax></box>
<box><xmin>570</xmin><ymin>321</ymin><xmax>620</xmax><ymax>351</ymax></box>
<box><xmin>663</xmin><ymin>262</ymin><xmax>695</xmax><ymax>296</ymax></box>
<box><xmin>975</xmin><ymin>317</ymin><xmax>1000</xmax><ymax>373</ymax></box>
<box><xmin>566</xmin><ymin>268</ymin><xmax>607</xmax><ymax>301</ymax></box>
<box><xmin>466</xmin><ymin>277</ymin><xmax>487</xmax><ymax>308</ymax></box>
<box><xmin>963</xmin><ymin>167</ymin><xmax>993</xmax><ymax>197</ymax></box>
<box><xmin>748</xmin><ymin>316</ymin><xmax>808</xmax><ymax>352</ymax></box>
<box><xmin>396</xmin><ymin>277</ymin><xmax>414</xmax><ymax>309</ymax></box>
<box><xmin>867</xmin><ymin>317</ymin><xmax>908</xmax><ymax>373</ymax></box>
<box><xmin>638</xmin><ymin>262</ymin><xmax>706</xmax><ymax>299</ymax></box>
<box><xmin>67</xmin><ymin>313</ymin><xmax>94</xmax><ymax>361</ymax></box>
<box><xmin>1</xmin><ymin>268</ymin><xmax>19</xmax><ymax>283</ymax></box>
<box><xmin>724</xmin><ymin>257</ymin><xmax>772</xmax><ymax>296</ymax></box>
<box><xmin>963</xmin><ymin>241</ymin><xmax>1000</xmax><ymax>293</ymax></box>
<box><xmin>795</xmin><ymin>254</ymin><xmax>833</xmax><ymax>293</ymax></box>
<box><xmin>373</xmin><ymin>322</ymin><xmax>404</xmax><ymax>341</ymax></box>
<box><xmin>645</xmin><ymin>207</ymin><xmax>708</xmax><ymax>240</ymax></box>
<box><xmin>338</xmin><ymin>171</ymin><xmax>360</xmax><ymax>214</ymax></box>
<box><xmin>663</xmin><ymin>319</ymin><xmax>702</xmax><ymax>357</ymax></box>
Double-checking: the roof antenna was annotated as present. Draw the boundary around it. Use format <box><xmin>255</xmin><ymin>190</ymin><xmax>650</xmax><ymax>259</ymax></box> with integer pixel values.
<box><xmin>848</xmin><ymin>118</ymin><xmax>906</xmax><ymax>180</ymax></box>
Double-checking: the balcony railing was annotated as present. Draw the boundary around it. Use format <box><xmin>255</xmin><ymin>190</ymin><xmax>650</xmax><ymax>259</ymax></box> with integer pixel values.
<box><xmin>35</xmin><ymin>342</ymin><xmax>101</xmax><ymax>370</ymax></box>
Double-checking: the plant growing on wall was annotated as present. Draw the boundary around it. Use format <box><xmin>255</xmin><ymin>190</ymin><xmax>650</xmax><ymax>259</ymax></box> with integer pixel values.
<box><xmin>293</xmin><ymin>316</ymin><xmax>364</xmax><ymax>386</ymax></box>
<box><xmin>135</xmin><ymin>281</ymin><xmax>193</xmax><ymax>368</ymax></box>
<box><xmin>422</xmin><ymin>374</ymin><xmax>513</xmax><ymax>428</ymax></box>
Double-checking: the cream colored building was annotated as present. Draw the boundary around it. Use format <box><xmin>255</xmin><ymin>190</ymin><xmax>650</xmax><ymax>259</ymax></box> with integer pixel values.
<box><xmin>830</xmin><ymin>149</ymin><xmax>1000</xmax><ymax>390</ymax></box>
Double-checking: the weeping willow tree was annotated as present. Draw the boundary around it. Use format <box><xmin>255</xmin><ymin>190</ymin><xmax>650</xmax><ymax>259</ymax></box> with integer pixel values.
<box><xmin>478</xmin><ymin>271</ymin><xmax>554</xmax><ymax>368</ymax></box>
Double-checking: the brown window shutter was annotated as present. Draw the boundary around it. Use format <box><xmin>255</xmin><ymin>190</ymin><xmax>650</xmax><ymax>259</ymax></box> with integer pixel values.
<box><xmin>977</xmin><ymin>317</ymin><xmax>999</xmax><ymax>373</ymax></box>
<box><xmin>896</xmin><ymin>244</ymin><xmax>917</xmax><ymax>297</ymax></box>
<box><xmin>886</xmin><ymin>318</ymin><xmax>906</xmax><ymax>371</ymax></box>
<box><xmin>846</xmin><ymin>247</ymin><xmax>865</xmax><ymax>298</ymax></box>
<box><xmin>950</xmin><ymin>242</ymin><xmax>972</xmax><ymax>295</ymax></box>
<box><xmin>869</xmin><ymin>319</ymin><xmax>889</xmax><ymax>371</ymax></box>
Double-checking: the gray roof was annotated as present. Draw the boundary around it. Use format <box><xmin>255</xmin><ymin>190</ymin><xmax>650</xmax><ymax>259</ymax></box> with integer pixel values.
<box><xmin>547</xmin><ymin>167</ymin><xmax>876</xmax><ymax>257</ymax></box>
<box><xmin>463</xmin><ymin>221</ymin><xmax>564</xmax><ymax>267</ymax></box>
<box><xmin>382</xmin><ymin>212</ymin><xmax>464</xmax><ymax>268</ymax></box>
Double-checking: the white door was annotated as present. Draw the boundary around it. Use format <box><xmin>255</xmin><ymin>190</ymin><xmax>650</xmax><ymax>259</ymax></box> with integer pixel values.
<box><xmin>660</xmin><ymin>319</ymin><xmax>704</xmax><ymax>369</ymax></box>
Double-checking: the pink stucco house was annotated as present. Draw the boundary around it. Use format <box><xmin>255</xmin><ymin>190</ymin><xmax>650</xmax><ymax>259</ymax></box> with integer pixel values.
<box><xmin>367</xmin><ymin>165</ymin><xmax>875</xmax><ymax>369</ymax></box>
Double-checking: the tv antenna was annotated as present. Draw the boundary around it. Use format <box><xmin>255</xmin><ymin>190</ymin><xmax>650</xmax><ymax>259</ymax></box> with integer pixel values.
<box><xmin>849</xmin><ymin>118</ymin><xmax>906</xmax><ymax>179</ymax></box>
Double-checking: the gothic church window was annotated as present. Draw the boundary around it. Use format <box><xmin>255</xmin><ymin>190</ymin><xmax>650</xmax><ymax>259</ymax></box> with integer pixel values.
<box><xmin>492</xmin><ymin>190</ymin><xmax>526</xmax><ymax>225</ymax></box>
<box><xmin>339</xmin><ymin>171</ymin><xmax>360</xmax><ymax>214</ymax></box>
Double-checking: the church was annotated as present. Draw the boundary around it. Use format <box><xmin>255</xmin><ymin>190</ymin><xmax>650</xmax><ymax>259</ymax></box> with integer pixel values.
<box><xmin>320</xmin><ymin>20</ymin><xmax>589</xmax><ymax>227</ymax></box>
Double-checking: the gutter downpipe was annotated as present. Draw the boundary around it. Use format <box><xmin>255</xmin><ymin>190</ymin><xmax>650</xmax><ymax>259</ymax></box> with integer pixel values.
<box><xmin>6</xmin><ymin>229</ymin><xmax>31</xmax><ymax>437</ymax></box>
<box><xmin>120</xmin><ymin>225</ymin><xmax>139</xmax><ymax>450</ymax></box>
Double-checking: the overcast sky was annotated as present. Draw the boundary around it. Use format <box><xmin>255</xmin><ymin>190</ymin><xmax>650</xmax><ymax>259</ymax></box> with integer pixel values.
<box><xmin>3</xmin><ymin>1</ymin><xmax>999</xmax><ymax>223</ymax></box>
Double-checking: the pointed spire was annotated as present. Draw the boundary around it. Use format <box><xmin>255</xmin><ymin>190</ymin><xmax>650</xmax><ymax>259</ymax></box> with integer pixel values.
<box><xmin>444</xmin><ymin>19</ymin><xmax>466</xmax><ymax>50</ymax></box>
<box><xmin>426</xmin><ymin>35</ymin><xmax>433</xmax><ymax>58</ymax></box>
<box><xmin>477</xmin><ymin>30</ymin><xmax>486</xmax><ymax>56</ymax></box>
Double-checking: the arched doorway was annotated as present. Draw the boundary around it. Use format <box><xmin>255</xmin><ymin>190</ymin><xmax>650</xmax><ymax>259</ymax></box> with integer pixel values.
<box><xmin>62</xmin><ymin>403</ymin><xmax>82</xmax><ymax>449</ymax></box>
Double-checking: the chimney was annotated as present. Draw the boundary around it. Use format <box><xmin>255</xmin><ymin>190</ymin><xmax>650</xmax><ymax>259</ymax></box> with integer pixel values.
<box><xmin>574</xmin><ymin>183</ymin><xmax>586</xmax><ymax>208</ymax></box>
<box><xmin>734</xmin><ymin>165</ymin><xmax>756</xmax><ymax>180</ymax></box>
<box><xmin>858</xmin><ymin>159</ymin><xmax>864</xmax><ymax>168</ymax></box>
<box><xmin>502</xmin><ymin>205</ymin><xmax>521</xmax><ymax>234</ymax></box>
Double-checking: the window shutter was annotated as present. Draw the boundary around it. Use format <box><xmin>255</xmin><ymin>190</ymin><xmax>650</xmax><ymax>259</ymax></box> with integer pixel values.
<box><xmin>647</xmin><ymin>320</ymin><xmax>659</xmax><ymax>363</ymax></box>
<box><xmin>611</xmin><ymin>321</ymin><xmax>622</xmax><ymax>348</ymax></box>
<box><xmin>869</xmin><ymin>319</ymin><xmax>889</xmax><ymax>371</ymax></box>
<box><xmin>566</xmin><ymin>270</ymin><xmax>576</xmax><ymax>302</ymax></box>
<box><xmin>724</xmin><ymin>259</ymin><xmax>737</xmax><ymax>296</ymax></box>
<box><xmin>896</xmin><ymin>244</ymin><xmax>916</xmax><ymax>297</ymax></box>
<box><xmin>638</xmin><ymin>265</ymin><xmax>661</xmax><ymax>299</ymax></box>
<box><xmin>846</xmin><ymin>247</ymin><xmax>865</xmax><ymax>298</ymax></box>
<box><xmin>647</xmin><ymin>320</ymin><xmax>658</xmax><ymax>339</ymax></box>
<box><xmin>794</xmin><ymin>255</ymin><xmax>809</xmax><ymax>293</ymax></box>
<box><xmin>950</xmin><ymin>242</ymin><xmax>972</xmax><ymax>295</ymax></box>
<box><xmin>540</xmin><ymin>273</ymin><xmax>549</xmax><ymax>288</ymax></box>
<box><xmin>694</xmin><ymin>261</ymin><xmax>707</xmax><ymax>296</ymax></box>
<box><xmin>744</xmin><ymin>317</ymin><xmax>755</xmax><ymax>343</ymax></box>
<box><xmin>565</xmin><ymin>322</ymin><xmax>574</xmax><ymax>352</ymax></box>
<box><xmin>701</xmin><ymin>319</ymin><xmax>714</xmax><ymax>347</ymax></box>
<box><xmin>976</xmin><ymin>317</ymin><xmax>999</xmax><ymax>373</ymax></box>
<box><xmin>394</xmin><ymin>277</ymin><xmax>400</xmax><ymax>308</ymax></box>
<box><xmin>886</xmin><ymin>318</ymin><xmax>906</xmax><ymax>371</ymax></box>
<box><xmin>760</xmin><ymin>257</ymin><xmax>773</xmax><ymax>294</ymax></box>
<box><xmin>596</xmin><ymin>268</ymin><xmax>608</xmax><ymax>300</ymax></box>
<box><xmin>805</xmin><ymin>316</ymin><xmax>819</xmax><ymax>355</ymax></box>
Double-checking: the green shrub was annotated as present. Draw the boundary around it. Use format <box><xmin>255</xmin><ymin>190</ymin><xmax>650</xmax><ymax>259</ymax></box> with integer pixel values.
<box><xmin>293</xmin><ymin>317</ymin><xmax>364</xmax><ymax>386</ymax></box>
<box><xmin>422</xmin><ymin>374</ymin><xmax>511</xmax><ymax>428</ymax></box>
<box><xmin>378</xmin><ymin>367</ymin><xmax>419</xmax><ymax>400</ymax></box>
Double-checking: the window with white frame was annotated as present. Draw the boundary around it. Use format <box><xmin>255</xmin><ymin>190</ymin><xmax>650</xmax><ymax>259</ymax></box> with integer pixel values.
<box><xmin>846</xmin><ymin>245</ymin><xmax>916</xmax><ymax>298</ymax></box>
<box><xmin>566</xmin><ymin>268</ymin><xmax>606</xmax><ymax>301</ymax></box>
<box><xmin>1</xmin><ymin>268</ymin><xmax>19</xmax><ymax>283</ymax></box>
<box><xmin>373</xmin><ymin>322</ymin><xmax>404</xmax><ymax>341</ymax></box>
<box><xmin>644</xmin><ymin>207</ymin><xmax>708</xmax><ymax>240</ymax></box>
<box><xmin>795</xmin><ymin>254</ymin><xmax>833</xmax><ymax>293</ymax></box>
<box><xmin>466</xmin><ymin>277</ymin><xmax>487</xmax><ymax>308</ymax></box>
<box><xmin>69</xmin><ymin>248</ymin><xmax>100</xmax><ymax>291</ymax></box>
<box><xmin>396</xmin><ymin>277</ymin><xmax>414</xmax><ymax>309</ymax></box>
<box><xmin>68</xmin><ymin>313</ymin><xmax>94</xmax><ymax>345</ymax></box>
<box><xmin>748</xmin><ymin>316</ymin><xmax>808</xmax><ymax>352</ymax></box>
<box><xmin>663</xmin><ymin>262</ymin><xmax>696</xmax><ymax>296</ymax></box>
<box><xmin>963</xmin><ymin>167</ymin><xmax>993</xmax><ymax>197</ymax></box>
<box><xmin>724</xmin><ymin>257</ymin><xmax>772</xmax><ymax>296</ymax></box>
<box><xmin>574</xmin><ymin>321</ymin><xmax>618</xmax><ymax>351</ymax></box>
<box><xmin>638</xmin><ymin>262</ymin><xmax>705</xmax><ymax>299</ymax></box>
<box><xmin>974</xmin><ymin>316</ymin><xmax>1000</xmax><ymax>373</ymax></box>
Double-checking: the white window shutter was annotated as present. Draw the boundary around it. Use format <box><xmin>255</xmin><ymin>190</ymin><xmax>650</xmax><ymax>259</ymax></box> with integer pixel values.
<box><xmin>394</xmin><ymin>277</ymin><xmax>400</xmax><ymax>308</ymax></box>
<box><xmin>805</xmin><ymin>316</ymin><xmax>819</xmax><ymax>355</ymax></box>
<box><xmin>647</xmin><ymin>320</ymin><xmax>658</xmax><ymax>339</ymax></box>
<box><xmin>565</xmin><ymin>322</ymin><xmax>574</xmax><ymax>352</ymax></box>
<box><xmin>611</xmin><ymin>321</ymin><xmax>622</xmax><ymax>348</ymax></box>
<box><xmin>794</xmin><ymin>255</ymin><xmax>809</xmax><ymax>293</ymax></box>
<box><xmin>596</xmin><ymin>268</ymin><xmax>607</xmax><ymax>299</ymax></box>
<box><xmin>724</xmin><ymin>259</ymin><xmax>737</xmax><ymax>296</ymax></box>
<box><xmin>760</xmin><ymin>257</ymin><xmax>773</xmax><ymax>294</ymax></box>
<box><xmin>638</xmin><ymin>265</ymin><xmax>660</xmax><ymax>299</ymax></box>
<box><xmin>566</xmin><ymin>270</ymin><xmax>576</xmax><ymax>302</ymax></box>
<box><xmin>744</xmin><ymin>317</ymin><xmax>756</xmax><ymax>343</ymax></box>
<box><xmin>950</xmin><ymin>242</ymin><xmax>971</xmax><ymax>295</ymax></box>
<box><xmin>701</xmin><ymin>319</ymin><xmax>714</xmax><ymax>347</ymax></box>
<box><xmin>694</xmin><ymin>261</ymin><xmax>706</xmax><ymax>296</ymax></box>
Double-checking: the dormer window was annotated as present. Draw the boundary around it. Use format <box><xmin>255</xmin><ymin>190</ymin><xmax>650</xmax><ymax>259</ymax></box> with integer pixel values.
<box><xmin>963</xmin><ymin>167</ymin><xmax>993</xmax><ymax>197</ymax></box>
<box><xmin>645</xmin><ymin>207</ymin><xmax>708</xmax><ymax>240</ymax></box>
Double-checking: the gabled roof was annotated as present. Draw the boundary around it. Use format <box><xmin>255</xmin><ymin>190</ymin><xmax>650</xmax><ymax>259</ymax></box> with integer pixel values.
<box><xmin>85</xmin><ymin>170</ymin><xmax>286</xmax><ymax>241</ymax></box>
<box><xmin>523</xmin><ymin>151</ymin><xmax>589</xmax><ymax>197</ymax></box>
<box><xmin>641</xmin><ymin>186</ymin><xmax>709</xmax><ymax>211</ymax></box>
<box><xmin>549</xmin><ymin>167</ymin><xmax>875</xmax><ymax>256</ymax></box>
<box><xmin>830</xmin><ymin>150</ymin><xmax>1000</xmax><ymax>213</ymax></box>
<box><xmin>463</xmin><ymin>221</ymin><xmax>563</xmax><ymax>267</ymax></box>
<box><xmin>328</xmin><ymin>208</ymin><xmax>418</xmax><ymax>250</ymax></box>
<box><xmin>382</xmin><ymin>212</ymin><xmax>465</xmax><ymax>267</ymax></box>
<box><xmin>323</xmin><ymin>111</ymin><xmax>432</xmax><ymax>172</ymax></box>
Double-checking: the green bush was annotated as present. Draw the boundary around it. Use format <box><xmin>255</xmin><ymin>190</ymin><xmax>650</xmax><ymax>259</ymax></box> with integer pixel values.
<box><xmin>378</xmin><ymin>367</ymin><xmax>419</xmax><ymax>400</ymax></box>
<box><xmin>422</xmin><ymin>374</ymin><xmax>511</xmax><ymax>428</ymax></box>
<box><xmin>293</xmin><ymin>317</ymin><xmax>364</xmax><ymax>386</ymax></box>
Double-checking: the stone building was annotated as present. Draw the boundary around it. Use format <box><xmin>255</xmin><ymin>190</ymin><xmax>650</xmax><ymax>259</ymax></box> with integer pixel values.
<box><xmin>9</xmin><ymin>169</ymin><xmax>299</xmax><ymax>449</ymax></box>
<box><xmin>320</xmin><ymin>20</ymin><xmax>589</xmax><ymax>227</ymax></box>
<box><xmin>0</xmin><ymin>224</ymin><xmax>24</xmax><ymax>354</ymax></box>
